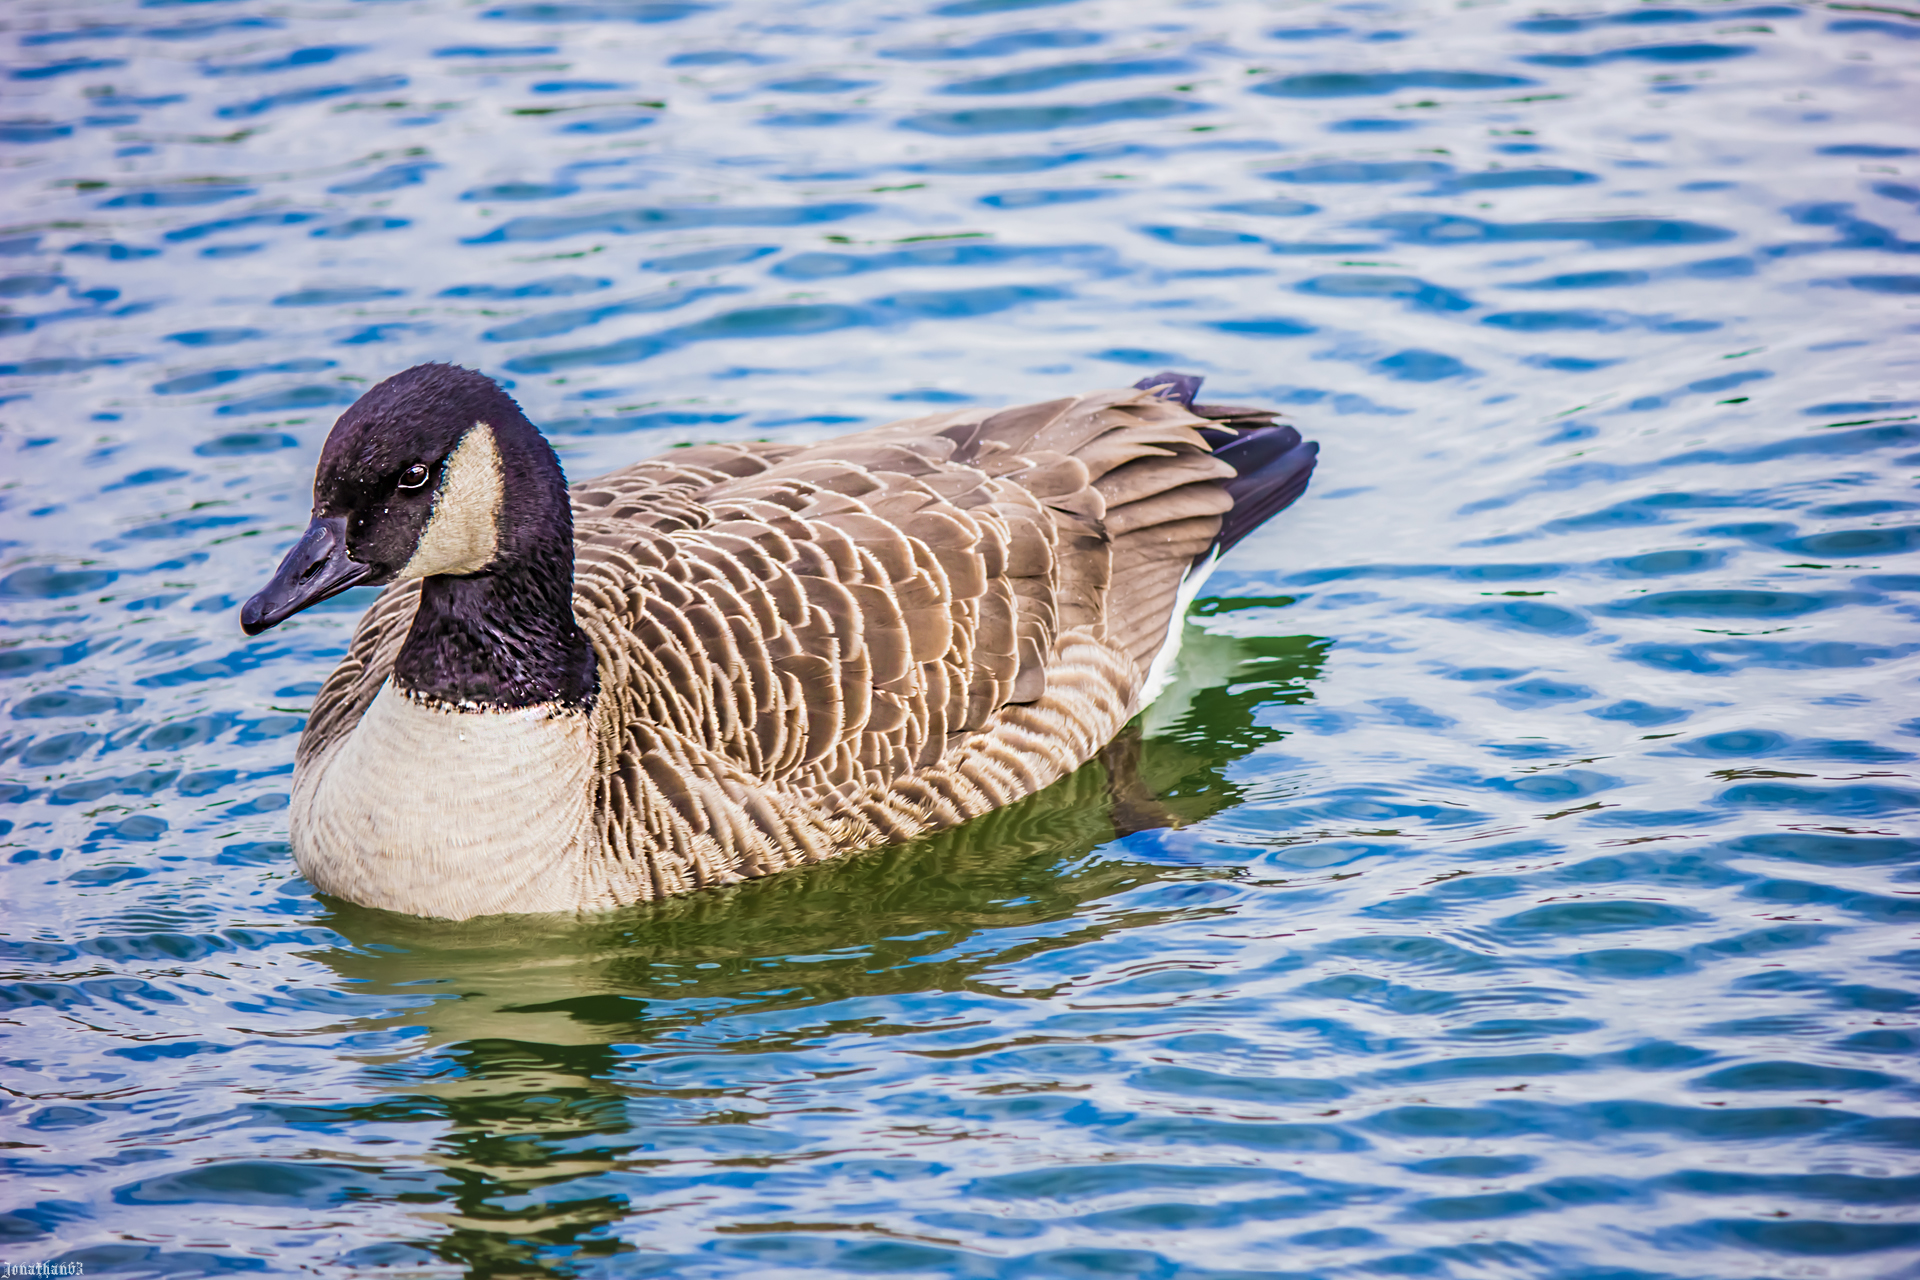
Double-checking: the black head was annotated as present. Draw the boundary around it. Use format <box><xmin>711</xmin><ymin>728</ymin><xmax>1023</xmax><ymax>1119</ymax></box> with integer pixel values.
<box><xmin>242</xmin><ymin>363</ymin><xmax>563</xmax><ymax>635</ymax></box>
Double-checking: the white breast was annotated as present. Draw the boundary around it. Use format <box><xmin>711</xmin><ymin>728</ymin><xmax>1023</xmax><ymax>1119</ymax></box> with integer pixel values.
<box><xmin>290</xmin><ymin>682</ymin><xmax>596</xmax><ymax>919</ymax></box>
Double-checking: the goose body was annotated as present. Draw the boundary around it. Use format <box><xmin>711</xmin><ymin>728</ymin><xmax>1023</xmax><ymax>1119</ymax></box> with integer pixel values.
<box><xmin>243</xmin><ymin>365</ymin><xmax>1317</xmax><ymax>920</ymax></box>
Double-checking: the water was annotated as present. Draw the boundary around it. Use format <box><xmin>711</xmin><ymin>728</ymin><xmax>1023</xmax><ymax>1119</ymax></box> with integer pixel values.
<box><xmin>3</xmin><ymin>0</ymin><xmax>1918</xmax><ymax>1273</ymax></box>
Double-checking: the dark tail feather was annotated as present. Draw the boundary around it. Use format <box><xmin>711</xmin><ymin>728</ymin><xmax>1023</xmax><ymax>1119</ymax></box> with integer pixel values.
<box><xmin>1134</xmin><ymin>370</ymin><xmax>1319</xmax><ymax>558</ymax></box>
<box><xmin>1217</xmin><ymin>435</ymin><xmax>1317</xmax><ymax>555</ymax></box>
<box><xmin>1133</xmin><ymin>370</ymin><xmax>1203</xmax><ymax>408</ymax></box>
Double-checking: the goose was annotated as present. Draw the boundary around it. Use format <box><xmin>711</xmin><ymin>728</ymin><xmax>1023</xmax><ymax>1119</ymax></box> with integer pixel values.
<box><xmin>241</xmin><ymin>364</ymin><xmax>1317</xmax><ymax>920</ymax></box>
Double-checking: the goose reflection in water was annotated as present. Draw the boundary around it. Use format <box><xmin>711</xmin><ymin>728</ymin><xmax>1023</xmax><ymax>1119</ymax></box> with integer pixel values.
<box><xmin>295</xmin><ymin>622</ymin><xmax>1326</xmax><ymax>1272</ymax></box>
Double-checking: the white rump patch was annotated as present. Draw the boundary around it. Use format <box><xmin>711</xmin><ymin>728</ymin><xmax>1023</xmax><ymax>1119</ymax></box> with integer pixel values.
<box><xmin>1134</xmin><ymin>549</ymin><xmax>1222</xmax><ymax>714</ymax></box>
<box><xmin>400</xmin><ymin>421</ymin><xmax>504</xmax><ymax>580</ymax></box>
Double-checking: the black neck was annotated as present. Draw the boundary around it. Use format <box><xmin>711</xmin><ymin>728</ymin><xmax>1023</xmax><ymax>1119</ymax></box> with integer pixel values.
<box><xmin>392</xmin><ymin>554</ymin><xmax>597</xmax><ymax>710</ymax></box>
<box><xmin>389</xmin><ymin>412</ymin><xmax>596</xmax><ymax>711</ymax></box>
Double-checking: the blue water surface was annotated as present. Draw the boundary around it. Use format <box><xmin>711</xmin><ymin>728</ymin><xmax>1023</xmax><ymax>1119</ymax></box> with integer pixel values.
<box><xmin>2</xmin><ymin>1</ymin><xmax>1918</xmax><ymax>1275</ymax></box>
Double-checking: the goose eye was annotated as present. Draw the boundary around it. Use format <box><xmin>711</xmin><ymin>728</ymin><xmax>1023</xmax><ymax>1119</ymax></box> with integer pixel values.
<box><xmin>398</xmin><ymin>463</ymin><xmax>430</xmax><ymax>490</ymax></box>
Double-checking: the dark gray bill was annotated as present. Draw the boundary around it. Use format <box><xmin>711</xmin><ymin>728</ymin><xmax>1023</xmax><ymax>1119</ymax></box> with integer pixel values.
<box><xmin>240</xmin><ymin>515</ymin><xmax>373</xmax><ymax>636</ymax></box>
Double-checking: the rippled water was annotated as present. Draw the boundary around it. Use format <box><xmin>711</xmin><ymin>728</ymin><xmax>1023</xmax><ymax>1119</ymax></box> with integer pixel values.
<box><xmin>4</xmin><ymin>0</ymin><xmax>1919</xmax><ymax>1274</ymax></box>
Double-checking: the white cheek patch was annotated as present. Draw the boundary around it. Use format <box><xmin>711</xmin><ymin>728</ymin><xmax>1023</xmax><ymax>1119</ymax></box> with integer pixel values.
<box><xmin>399</xmin><ymin>421</ymin><xmax>504</xmax><ymax>580</ymax></box>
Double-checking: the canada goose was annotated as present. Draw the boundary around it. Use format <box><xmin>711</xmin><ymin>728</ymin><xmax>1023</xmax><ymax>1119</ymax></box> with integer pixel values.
<box><xmin>242</xmin><ymin>364</ymin><xmax>1317</xmax><ymax>920</ymax></box>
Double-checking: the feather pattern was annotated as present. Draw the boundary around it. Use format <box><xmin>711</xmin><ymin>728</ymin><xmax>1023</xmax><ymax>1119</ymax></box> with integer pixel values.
<box><xmin>293</xmin><ymin>381</ymin><xmax>1312</xmax><ymax>916</ymax></box>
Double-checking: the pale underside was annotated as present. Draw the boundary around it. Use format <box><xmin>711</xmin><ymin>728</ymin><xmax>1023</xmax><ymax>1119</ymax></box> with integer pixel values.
<box><xmin>293</xmin><ymin>386</ymin><xmax>1265</xmax><ymax>919</ymax></box>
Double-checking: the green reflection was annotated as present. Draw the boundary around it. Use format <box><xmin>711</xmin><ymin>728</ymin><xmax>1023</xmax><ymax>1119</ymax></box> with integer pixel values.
<box><xmin>298</xmin><ymin>608</ymin><xmax>1329</xmax><ymax>1277</ymax></box>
